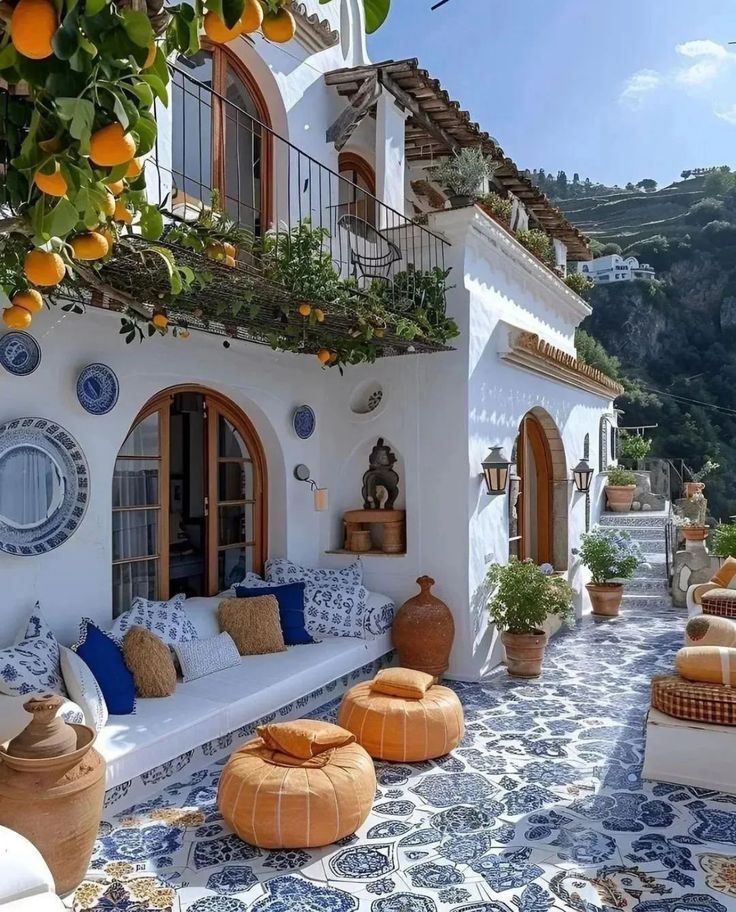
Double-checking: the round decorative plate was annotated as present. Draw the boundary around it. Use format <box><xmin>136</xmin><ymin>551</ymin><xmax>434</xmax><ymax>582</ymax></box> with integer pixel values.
<box><xmin>77</xmin><ymin>363</ymin><xmax>119</xmax><ymax>415</ymax></box>
<box><xmin>0</xmin><ymin>417</ymin><xmax>89</xmax><ymax>555</ymax></box>
<box><xmin>0</xmin><ymin>332</ymin><xmax>41</xmax><ymax>376</ymax></box>
<box><xmin>292</xmin><ymin>405</ymin><xmax>316</xmax><ymax>439</ymax></box>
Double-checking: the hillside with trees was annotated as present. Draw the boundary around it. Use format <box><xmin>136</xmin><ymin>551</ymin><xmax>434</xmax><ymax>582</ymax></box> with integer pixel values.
<box><xmin>547</xmin><ymin>167</ymin><xmax>736</xmax><ymax>520</ymax></box>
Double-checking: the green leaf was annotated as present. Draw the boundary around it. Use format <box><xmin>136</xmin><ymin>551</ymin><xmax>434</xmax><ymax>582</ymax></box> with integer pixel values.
<box><xmin>130</xmin><ymin>81</ymin><xmax>154</xmax><ymax>108</ymax></box>
<box><xmin>138</xmin><ymin>204</ymin><xmax>164</xmax><ymax>240</ymax></box>
<box><xmin>55</xmin><ymin>97</ymin><xmax>95</xmax><ymax>144</ymax></box>
<box><xmin>362</xmin><ymin>0</ymin><xmax>390</xmax><ymax>33</ymax></box>
<box><xmin>0</xmin><ymin>44</ymin><xmax>18</xmax><ymax>70</ymax></box>
<box><xmin>132</xmin><ymin>112</ymin><xmax>157</xmax><ymax>156</ymax></box>
<box><xmin>84</xmin><ymin>0</ymin><xmax>106</xmax><ymax>15</ymax></box>
<box><xmin>52</xmin><ymin>15</ymin><xmax>81</xmax><ymax>60</ymax></box>
<box><xmin>46</xmin><ymin>197</ymin><xmax>79</xmax><ymax>238</ymax></box>
<box><xmin>122</xmin><ymin>9</ymin><xmax>154</xmax><ymax>48</ymax></box>
<box><xmin>141</xmin><ymin>72</ymin><xmax>168</xmax><ymax>106</ymax></box>
<box><xmin>221</xmin><ymin>0</ymin><xmax>244</xmax><ymax>29</ymax></box>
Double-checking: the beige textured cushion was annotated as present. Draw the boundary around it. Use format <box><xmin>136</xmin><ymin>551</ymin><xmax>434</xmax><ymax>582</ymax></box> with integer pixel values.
<box><xmin>258</xmin><ymin>720</ymin><xmax>354</xmax><ymax>759</ymax></box>
<box><xmin>685</xmin><ymin>614</ymin><xmax>736</xmax><ymax>648</ymax></box>
<box><xmin>122</xmin><ymin>627</ymin><xmax>177</xmax><ymax>697</ymax></box>
<box><xmin>218</xmin><ymin>596</ymin><xmax>286</xmax><ymax>656</ymax></box>
<box><xmin>712</xmin><ymin>556</ymin><xmax>736</xmax><ymax>589</ymax></box>
<box><xmin>675</xmin><ymin>645</ymin><xmax>736</xmax><ymax>686</ymax></box>
<box><xmin>370</xmin><ymin>667</ymin><xmax>436</xmax><ymax>700</ymax></box>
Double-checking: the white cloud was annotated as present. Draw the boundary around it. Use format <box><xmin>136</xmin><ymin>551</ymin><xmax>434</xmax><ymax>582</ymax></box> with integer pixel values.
<box><xmin>716</xmin><ymin>104</ymin><xmax>736</xmax><ymax>125</ymax></box>
<box><xmin>675</xmin><ymin>39</ymin><xmax>734</xmax><ymax>86</ymax></box>
<box><xmin>620</xmin><ymin>69</ymin><xmax>663</xmax><ymax>107</ymax></box>
<box><xmin>676</xmin><ymin>39</ymin><xmax>729</xmax><ymax>60</ymax></box>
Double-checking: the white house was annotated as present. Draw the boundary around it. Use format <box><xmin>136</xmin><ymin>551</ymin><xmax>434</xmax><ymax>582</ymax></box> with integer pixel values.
<box><xmin>0</xmin><ymin>0</ymin><xmax>620</xmax><ymax>690</ymax></box>
<box><xmin>576</xmin><ymin>253</ymin><xmax>656</xmax><ymax>284</ymax></box>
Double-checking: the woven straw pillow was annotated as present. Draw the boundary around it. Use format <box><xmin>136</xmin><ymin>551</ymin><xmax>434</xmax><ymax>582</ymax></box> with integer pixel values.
<box><xmin>122</xmin><ymin>626</ymin><xmax>177</xmax><ymax>697</ymax></box>
<box><xmin>218</xmin><ymin>596</ymin><xmax>286</xmax><ymax>655</ymax></box>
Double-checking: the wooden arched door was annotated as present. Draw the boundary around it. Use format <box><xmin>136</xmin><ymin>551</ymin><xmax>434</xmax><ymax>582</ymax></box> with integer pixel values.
<box><xmin>112</xmin><ymin>387</ymin><xmax>267</xmax><ymax>616</ymax></box>
<box><xmin>515</xmin><ymin>412</ymin><xmax>553</xmax><ymax>564</ymax></box>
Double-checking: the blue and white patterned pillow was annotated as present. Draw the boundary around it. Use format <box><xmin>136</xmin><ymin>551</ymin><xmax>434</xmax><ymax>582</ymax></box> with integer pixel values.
<box><xmin>303</xmin><ymin>585</ymin><xmax>394</xmax><ymax>641</ymax></box>
<box><xmin>365</xmin><ymin>592</ymin><xmax>396</xmax><ymax>637</ymax></box>
<box><xmin>109</xmin><ymin>594</ymin><xmax>198</xmax><ymax>647</ymax></box>
<box><xmin>265</xmin><ymin>558</ymin><xmax>363</xmax><ymax>588</ymax></box>
<box><xmin>0</xmin><ymin>603</ymin><xmax>66</xmax><ymax>697</ymax></box>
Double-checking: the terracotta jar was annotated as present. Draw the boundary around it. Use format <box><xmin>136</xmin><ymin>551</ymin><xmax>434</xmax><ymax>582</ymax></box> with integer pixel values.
<box><xmin>0</xmin><ymin>694</ymin><xmax>106</xmax><ymax>896</ymax></box>
<box><xmin>586</xmin><ymin>582</ymin><xmax>624</xmax><ymax>617</ymax></box>
<box><xmin>604</xmin><ymin>484</ymin><xmax>636</xmax><ymax>513</ymax></box>
<box><xmin>501</xmin><ymin>630</ymin><xmax>547</xmax><ymax>677</ymax></box>
<box><xmin>392</xmin><ymin>576</ymin><xmax>454</xmax><ymax>677</ymax></box>
<box><xmin>683</xmin><ymin>526</ymin><xmax>709</xmax><ymax>543</ymax></box>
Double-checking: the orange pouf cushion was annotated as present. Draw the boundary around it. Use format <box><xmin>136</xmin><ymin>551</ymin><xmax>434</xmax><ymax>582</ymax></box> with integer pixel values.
<box><xmin>371</xmin><ymin>667</ymin><xmax>435</xmax><ymax>699</ymax></box>
<box><xmin>337</xmin><ymin>679</ymin><xmax>464</xmax><ymax>762</ymax></box>
<box><xmin>217</xmin><ymin>723</ymin><xmax>376</xmax><ymax>849</ymax></box>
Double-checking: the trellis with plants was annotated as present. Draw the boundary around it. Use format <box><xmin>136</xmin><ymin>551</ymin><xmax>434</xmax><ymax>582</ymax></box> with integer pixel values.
<box><xmin>0</xmin><ymin>0</ymin><xmax>453</xmax><ymax>368</ymax></box>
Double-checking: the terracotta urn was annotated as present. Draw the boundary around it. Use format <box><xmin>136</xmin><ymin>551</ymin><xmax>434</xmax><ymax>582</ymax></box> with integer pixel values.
<box><xmin>392</xmin><ymin>576</ymin><xmax>454</xmax><ymax>677</ymax></box>
<box><xmin>683</xmin><ymin>526</ymin><xmax>709</xmax><ymax>543</ymax></box>
<box><xmin>605</xmin><ymin>484</ymin><xmax>636</xmax><ymax>513</ymax></box>
<box><xmin>683</xmin><ymin>482</ymin><xmax>705</xmax><ymax>498</ymax></box>
<box><xmin>0</xmin><ymin>694</ymin><xmax>106</xmax><ymax>896</ymax></box>
<box><xmin>501</xmin><ymin>630</ymin><xmax>547</xmax><ymax>678</ymax></box>
<box><xmin>586</xmin><ymin>582</ymin><xmax>624</xmax><ymax>617</ymax></box>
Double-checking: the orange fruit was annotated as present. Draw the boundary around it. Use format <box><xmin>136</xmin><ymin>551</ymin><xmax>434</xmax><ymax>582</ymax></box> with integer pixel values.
<box><xmin>89</xmin><ymin>123</ymin><xmax>136</xmax><ymax>168</ymax></box>
<box><xmin>11</xmin><ymin>0</ymin><xmax>56</xmax><ymax>60</ymax></box>
<box><xmin>205</xmin><ymin>242</ymin><xmax>225</xmax><ymax>261</ymax></box>
<box><xmin>12</xmin><ymin>289</ymin><xmax>43</xmax><ymax>314</ymax></box>
<box><xmin>152</xmin><ymin>312</ymin><xmax>168</xmax><ymax>330</ymax></box>
<box><xmin>101</xmin><ymin>191</ymin><xmax>116</xmax><ymax>217</ymax></box>
<box><xmin>125</xmin><ymin>158</ymin><xmax>143</xmax><ymax>179</ymax></box>
<box><xmin>70</xmin><ymin>231</ymin><xmax>109</xmax><ymax>261</ymax></box>
<box><xmin>261</xmin><ymin>7</ymin><xmax>296</xmax><ymax>42</ymax></box>
<box><xmin>224</xmin><ymin>254</ymin><xmax>236</xmax><ymax>267</ymax></box>
<box><xmin>33</xmin><ymin>163</ymin><xmax>67</xmax><ymax>197</ymax></box>
<box><xmin>239</xmin><ymin>0</ymin><xmax>263</xmax><ymax>33</ymax></box>
<box><xmin>317</xmin><ymin>348</ymin><xmax>331</xmax><ymax>364</ymax></box>
<box><xmin>298</xmin><ymin>303</ymin><xmax>312</xmax><ymax>317</ymax></box>
<box><xmin>204</xmin><ymin>10</ymin><xmax>241</xmax><ymax>43</ymax></box>
<box><xmin>99</xmin><ymin>227</ymin><xmax>114</xmax><ymax>250</ymax></box>
<box><xmin>106</xmin><ymin>178</ymin><xmax>125</xmax><ymax>196</ymax></box>
<box><xmin>143</xmin><ymin>42</ymin><xmax>157</xmax><ymax>68</ymax></box>
<box><xmin>223</xmin><ymin>242</ymin><xmax>236</xmax><ymax>257</ymax></box>
<box><xmin>314</xmin><ymin>308</ymin><xmax>325</xmax><ymax>323</ymax></box>
<box><xmin>24</xmin><ymin>249</ymin><xmax>66</xmax><ymax>286</ymax></box>
<box><xmin>113</xmin><ymin>202</ymin><xmax>134</xmax><ymax>224</ymax></box>
<box><xmin>2</xmin><ymin>305</ymin><xmax>32</xmax><ymax>329</ymax></box>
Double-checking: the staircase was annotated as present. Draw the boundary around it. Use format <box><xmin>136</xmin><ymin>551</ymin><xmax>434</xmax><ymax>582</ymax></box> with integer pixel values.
<box><xmin>598</xmin><ymin>509</ymin><xmax>673</xmax><ymax>611</ymax></box>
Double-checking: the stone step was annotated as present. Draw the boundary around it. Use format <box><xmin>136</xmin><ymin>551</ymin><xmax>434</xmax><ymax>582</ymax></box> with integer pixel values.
<box><xmin>618</xmin><ymin>527</ymin><xmax>667</xmax><ymax>541</ymax></box>
<box><xmin>621</xmin><ymin>594</ymin><xmax>674</xmax><ymax>611</ymax></box>
<box><xmin>626</xmin><ymin>578</ymin><xmax>670</xmax><ymax>594</ymax></box>
<box><xmin>633</xmin><ymin>562</ymin><xmax>669</xmax><ymax>579</ymax></box>
<box><xmin>599</xmin><ymin>512</ymin><xmax>669</xmax><ymax>528</ymax></box>
<box><xmin>637</xmin><ymin>539</ymin><xmax>667</xmax><ymax>554</ymax></box>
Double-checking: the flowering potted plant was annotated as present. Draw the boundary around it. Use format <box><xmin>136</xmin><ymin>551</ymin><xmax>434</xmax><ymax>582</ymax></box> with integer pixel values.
<box><xmin>604</xmin><ymin>467</ymin><xmax>637</xmax><ymax>513</ymax></box>
<box><xmin>486</xmin><ymin>559</ymin><xmax>573</xmax><ymax>677</ymax></box>
<box><xmin>684</xmin><ymin>458</ymin><xmax>720</xmax><ymax>497</ymax></box>
<box><xmin>575</xmin><ymin>527</ymin><xmax>644</xmax><ymax>617</ymax></box>
<box><xmin>432</xmin><ymin>147</ymin><xmax>497</xmax><ymax>207</ymax></box>
<box><xmin>673</xmin><ymin>492</ymin><xmax>709</xmax><ymax>543</ymax></box>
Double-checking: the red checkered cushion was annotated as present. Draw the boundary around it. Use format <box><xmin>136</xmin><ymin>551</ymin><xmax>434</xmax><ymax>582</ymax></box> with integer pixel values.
<box><xmin>651</xmin><ymin>674</ymin><xmax>736</xmax><ymax>725</ymax></box>
<box><xmin>701</xmin><ymin>589</ymin><xmax>736</xmax><ymax>619</ymax></box>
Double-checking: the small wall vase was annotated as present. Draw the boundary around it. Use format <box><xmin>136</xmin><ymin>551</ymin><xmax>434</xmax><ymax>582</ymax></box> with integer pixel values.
<box><xmin>392</xmin><ymin>576</ymin><xmax>454</xmax><ymax>677</ymax></box>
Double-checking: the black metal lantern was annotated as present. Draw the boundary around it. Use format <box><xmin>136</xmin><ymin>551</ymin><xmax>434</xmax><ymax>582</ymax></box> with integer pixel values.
<box><xmin>482</xmin><ymin>446</ymin><xmax>511</xmax><ymax>495</ymax></box>
<box><xmin>573</xmin><ymin>458</ymin><xmax>594</xmax><ymax>494</ymax></box>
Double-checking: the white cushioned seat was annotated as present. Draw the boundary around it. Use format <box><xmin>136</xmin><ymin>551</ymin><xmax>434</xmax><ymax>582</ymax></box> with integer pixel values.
<box><xmin>0</xmin><ymin>826</ymin><xmax>65</xmax><ymax>910</ymax></box>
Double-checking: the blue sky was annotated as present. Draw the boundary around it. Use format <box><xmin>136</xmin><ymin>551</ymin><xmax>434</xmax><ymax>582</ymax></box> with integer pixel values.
<box><xmin>368</xmin><ymin>0</ymin><xmax>736</xmax><ymax>188</ymax></box>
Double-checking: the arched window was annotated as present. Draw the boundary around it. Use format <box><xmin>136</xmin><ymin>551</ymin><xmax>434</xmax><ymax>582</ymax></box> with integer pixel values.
<box><xmin>112</xmin><ymin>388</ymin><xmax>266</xmax><ymax>617</ymax></box>
<box><xmin>583</xmin><ymin>433</ymin><xmax>590</xmax><ymax>461</ymax></box>
<box><xmin>599</xmin><ymin>416</ymin><xmax>614</xmax><ymax>471</ymax></box>
<box><xmin>338</xmin><ymin>151</ymin><xmax>376</xmax><ymax>224</ymax></box>
<box><xmin>171</xmin><ymin>45</ymin><xmax>271</xmax><ymax>234</ymax></box>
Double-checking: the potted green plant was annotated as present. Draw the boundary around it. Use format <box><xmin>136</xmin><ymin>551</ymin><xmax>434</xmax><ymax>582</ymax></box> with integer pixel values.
<box><xmin>684</xmin><ymin>458</ymin><xmax>720</xmax><ymax>497</ymax></box>
<box><xmin>486</xmin><ymin>559</ymin><xmax>573</xmax><ymax>677</ymax></box>
<box><xmin>673</xmin><ymin>492</ymin><xmax>709</xmax><ymax>543</ymax></box>
<box><xmin>604</xmin><ymin>467</ymin><xmax>637</xmax><ymax>513</ymax></box>
<box><xmin>618</xmin><ymin>432</ymin><xmax>651</xmax><ymax>469</ymax></box>
<box><xmin>477</xmin><ymin>191</ymin><xmax>513</xmax><ymax>227</ymax></box>
<box><xmin>713</xmin><ymin>522</ymin><xmax>736</xmax><ymax>560</ymax></box>
<box><xmin>432</xmin><ymin>147</ymin><xmax>497</xmax><ymax>207</ymax></box>
<box><xmin>574</xmin><ymin>527</ymin><xmax>644</xmax><ymax>617</ymax></box>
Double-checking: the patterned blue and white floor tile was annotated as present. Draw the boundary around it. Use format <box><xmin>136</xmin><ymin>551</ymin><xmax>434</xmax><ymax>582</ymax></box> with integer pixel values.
<box><xmin>70</xmin><ymin>601</ymin><xmax>736</xmax><ymax>912</ymax></box>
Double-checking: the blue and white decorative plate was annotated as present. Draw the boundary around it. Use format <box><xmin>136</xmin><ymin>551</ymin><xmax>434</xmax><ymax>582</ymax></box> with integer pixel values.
<box><xmin>77</xmin><ymin>363</ymin><xmax>119</xmax><ymax>415</ymax></box>
<box><xmin>0</xmin><ymin>417</ymin><xmax>89</xmax><ymax>555</ymax></box>
<box><xmin>0</xmin><ymin>332</ymin><xmax>41</xmax><ymax>376</ymax></box>
<box><xmin>292</xmin><ymin>404</ymin><xmax>316</xmax><ymax>440</ymax></box>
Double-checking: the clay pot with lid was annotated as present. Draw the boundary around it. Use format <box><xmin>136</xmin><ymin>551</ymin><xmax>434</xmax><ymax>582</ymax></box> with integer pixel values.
<box><xmin>392</xmin><ymin>576</ymin><xmax>455</xmax><ymax>677</ymax></box>
<box><xmin>0</xmin><ymin>693</ymin><xmax>106</xmax><ymax>895</ymax></box>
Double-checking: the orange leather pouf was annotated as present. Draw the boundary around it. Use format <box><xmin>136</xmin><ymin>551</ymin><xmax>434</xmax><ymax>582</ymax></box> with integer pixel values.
<box><xmin>337</xmin><ymin>678</ymin><xmax>465</xmax><ymax>762</ymax></box>
<box><xmin>217</xmin><ymin>721</ymin><xmax>376</xmax><ymax>849</ymax></box>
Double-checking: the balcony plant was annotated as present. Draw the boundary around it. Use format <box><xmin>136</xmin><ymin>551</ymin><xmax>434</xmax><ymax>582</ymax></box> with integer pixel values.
<box><xmin>515</xmin><ymin>228</ymin><xmax>554</xmax><ymax>266</ymax></box>
<box><xmin>431</xmin><ymin>147</ymin><xmax>497</xmax><ymax>207</ymax></box>
<box><xmin>486</xmin><ymin>559</ymin><xmax>573</xmax><ymax>677</ymax></box>
<box><xmin>712</xmin><ymin>522</ymin><xmax>736</xmax><ymax>559</ymax></box>
<box><xmin>684</xmin><ymin>458</ymin><xmax>720</xmax><ymax>497</ymax></box>
<box><xmin>477</xmin><ymin>191</ymin><xmax>513</xmax><ymax>228</ymax></box>
<box><xmin>574</xmin><ymin>526</ymin><xmax>644</xmax><ymax>617</ymax></box>
<box><xmin>564</xmin><ymin>271</ymin><xmax>595</xmax><ymax>298</ymax></box>
<box><xmin>604</xmin><ymin>466</ymin><xmax>637</xmax><ymax>513</ymax></box>
<box><xmin>618</xmin><ymin>432</ymin><xmax>652</xmax><ymax>469</ymax></box>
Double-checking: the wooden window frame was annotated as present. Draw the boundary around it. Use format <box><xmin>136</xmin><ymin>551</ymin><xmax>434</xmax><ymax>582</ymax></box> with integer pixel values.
<box><xmin>515</xmin><ymin>413</ymin><xmax>553</xmax><ymax>565</ymax></box>
<box><xmin>114</xmin><ymin>385</ymin><xmax>267</xmax><ymax>605</ymax></box>
<box><xmin>338</xmin><ymin>151</ymin><xmax>376</xmax><ymax>196</ymax></box>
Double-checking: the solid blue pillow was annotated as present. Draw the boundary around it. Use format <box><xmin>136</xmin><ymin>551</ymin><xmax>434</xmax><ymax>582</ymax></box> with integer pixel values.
<box><xmin>235</xmin><ymin>582</ymin><xmax>313</xmax><ymax>645</ymax></box>
<box><xmin>74</xmin><ymin>619</ymin><xmax>136</xmax><ymax>715</ymax></box>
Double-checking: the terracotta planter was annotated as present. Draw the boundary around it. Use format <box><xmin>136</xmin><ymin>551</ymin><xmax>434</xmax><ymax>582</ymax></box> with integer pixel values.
<box><xmin>605</xmin><ymin>484</ymin><xmax>636</xmax><ymax>513</ymax></box>
<box><xmin>392</xmin><ymin>576</ymin><xmax>455</xmax><ymax>677</ymax></box>
<box><xmin>586</xmin><ymin>582</ymin><xmax>624</xmax><ymax>617</ymax></box>
<box><xmin>683</xmin><ymin>527</ymin><xmax>709</xmax><ymax>542</ymax></box>
<box><xmin>501</xmin><ymin>630</ymin><xmax>547</xmax><ymax>677</ymax></box>
<box><xmin>0</xmin><ymin>695</ymin><xmax>106</xmax><ymax>895</ymax></box>
<box><xmin>683</xmin><ymin>482</ymin><xmax>705</xmax><ymax>497</ymax></box>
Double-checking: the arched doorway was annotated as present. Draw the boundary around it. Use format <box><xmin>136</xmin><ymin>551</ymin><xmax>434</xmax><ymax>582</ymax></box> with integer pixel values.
<box><xmin>112</xmin><ymin>387</ymin><xmax>267</xmax><ymax>616</ymax></box>
<box><xmin>510</xmin><ymin>408</ymin><xmax>568</xmax><ymax>569</ymax></box>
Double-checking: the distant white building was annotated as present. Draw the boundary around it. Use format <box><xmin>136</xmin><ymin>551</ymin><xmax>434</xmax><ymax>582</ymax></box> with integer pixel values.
<box><xmin>575</xmin><ymin>254</ymin><xmax>655</xmax><ymax>284</ymax></box>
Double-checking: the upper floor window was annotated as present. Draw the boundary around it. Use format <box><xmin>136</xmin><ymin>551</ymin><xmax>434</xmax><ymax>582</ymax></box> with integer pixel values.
<box><xmin>338</xmin><ymin>152</ymin><xmax>376</xmax><ymax>225</ymax></box>
<box><xmin>171</xmin><ymin>45</ymin><xmax>271</xmax><ymax>235</ymax></box>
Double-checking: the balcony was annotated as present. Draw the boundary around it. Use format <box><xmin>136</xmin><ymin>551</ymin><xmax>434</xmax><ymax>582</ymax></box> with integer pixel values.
<box><xmin>88</xmin><ymin>62</ymin><xmax>454</xmax><ymax>359</ymax></box>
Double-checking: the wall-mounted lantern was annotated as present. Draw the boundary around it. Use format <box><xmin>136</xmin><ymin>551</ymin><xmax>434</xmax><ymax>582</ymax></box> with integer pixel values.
<box><xmin>572</xmin><ymin>458</ymin><xmax>594</xmax><ymax>495</ymax></box>
<box><xmin>294</xmin><ymin>464</ymin><xmax>328</xmax><ymax>512</ymax></box>
<box><xmin>481</xmin><ymin>446</ymin><xmax>511</xmax><ymax>495</ymax></box>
